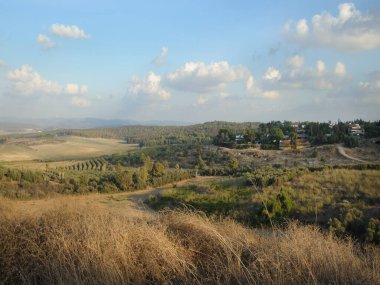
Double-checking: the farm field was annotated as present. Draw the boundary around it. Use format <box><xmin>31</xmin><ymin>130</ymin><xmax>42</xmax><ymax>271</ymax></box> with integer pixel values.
<box><xmin>0</xmin><ymin>136</ymin><xmax>138</xmax><ymax>164</ymax></box>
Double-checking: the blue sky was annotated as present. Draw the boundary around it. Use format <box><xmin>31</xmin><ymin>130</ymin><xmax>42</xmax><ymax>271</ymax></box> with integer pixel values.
<box><xmin>0</xmin><ymin>1</ymin><xmax>379</xmax><ymax>122</ymax></box>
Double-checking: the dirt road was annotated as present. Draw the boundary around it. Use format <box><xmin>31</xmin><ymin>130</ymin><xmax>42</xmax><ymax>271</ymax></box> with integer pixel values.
<box><xmin>10</xmin><ymin>176</ymin><xmax>217</xmax><ymax>217</ymax></box>
<box><xmin>336</xmin><ymin>144</ymin><xmax>369</xmax><ymax>163</ymax></box>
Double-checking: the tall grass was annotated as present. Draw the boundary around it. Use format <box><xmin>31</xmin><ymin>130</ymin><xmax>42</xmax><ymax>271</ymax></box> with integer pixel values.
<box><xmin>0</xmin><ymin>197</ymin><xmax>379</xmax><ymax>284</ymax></box>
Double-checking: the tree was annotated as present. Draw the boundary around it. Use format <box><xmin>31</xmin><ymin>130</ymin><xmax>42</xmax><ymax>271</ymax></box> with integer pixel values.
<box><xmin>213</xmin><ymin>128</ymin><xmax>235</xmax><ymax>146</ymax></box>
<box><xmin>263</xmin><ymin>188</ymin><xmax>294</xmax><ymax>221</ymax></box>
<box><xmin>79</xmin><ymin>173</ymin><xmax>89</xmax><ymax>186</ymax></box>
<box><xmin>151</xmin><ymin>162</ymin><xmax>166</xmax><ymax>178</ymax></box>
<box><xmin>290</xmin><ymin>131</ymin><xmax>298</xmax><ymax>150</ymax></box>
<box><xmin>133</xmin><ymin>167</ymin><xmax>147</xmax><ymax>189</ymax></box>
<box><xmin>197</xmin><ymin>155</ymin><xmax>208</xmax><ymax>171</ymax></box>
<box><xmin>270</xmin><ymin>127</ymin><xmax>284</xmax><ymax>141</ymax></box>
<box><xmin>243</xmin><ymin>129</ymin><xmax>255</xmax><ymax>144</ymax></box>
<box><xmin>229</xmin><ymin>157</ymin><xmax>239</xmax><ymax>174</ymax></box>
<box><xmin>269</xmin><ymin>128</ymin><xmax>284</xmax><ymax>149</ymax></box>
<box><xmin>141</xmin><ymin>154</ymin><xmax>153</xmax><ymax>172</ymax></box>
<box><xmin>115</xmin><ymin>169</ymin><xmax>133</xmax><ymax>191</ymax></box>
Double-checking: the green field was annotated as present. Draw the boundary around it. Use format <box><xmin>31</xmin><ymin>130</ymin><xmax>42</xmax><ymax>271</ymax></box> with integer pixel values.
<box><xmin>0</xmin><ymin>136</ymin><xmax>137</xmax><ymax>163</ymax></box>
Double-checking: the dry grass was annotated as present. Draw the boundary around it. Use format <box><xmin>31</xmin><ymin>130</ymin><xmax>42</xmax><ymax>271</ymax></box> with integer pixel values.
<box><xmin>0</xmin><ymin>136</ymin><xmax>137</xmax><ymax>162</ymax></box>
<box><xmin>0</xmin><ymin>197</ymin><xmax>379</xmax><ymax>285</ymax></box>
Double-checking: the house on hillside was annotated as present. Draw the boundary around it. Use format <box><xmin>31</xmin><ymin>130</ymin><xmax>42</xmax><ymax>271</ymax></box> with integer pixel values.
<box><xmin>235</xmin><ymin>135</ymin><xmax>244</xmax><ymax>143</ymax></box>
<box><xmin>348</xmin><ymin>123</ymin><xmax>364</xmax><ymax>136</ymax></box>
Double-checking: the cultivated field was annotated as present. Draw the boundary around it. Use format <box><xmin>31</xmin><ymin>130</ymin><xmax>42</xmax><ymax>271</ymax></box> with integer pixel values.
<box><xmin>0</xmin><ymin>136</ymin><xmax>137</xmax><ymax>164</ymax></box>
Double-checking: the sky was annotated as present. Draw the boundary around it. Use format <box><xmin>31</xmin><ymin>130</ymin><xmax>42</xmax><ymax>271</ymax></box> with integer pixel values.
<box><xmin>0</xmin><ymin>0</ymin><xmax>379</xmax><ymax>123</ymax></box>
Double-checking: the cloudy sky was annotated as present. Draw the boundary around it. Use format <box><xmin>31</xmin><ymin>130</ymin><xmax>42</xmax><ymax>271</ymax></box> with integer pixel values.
<box><xmin>0</xmin><ymin>1</ymin><xmax>379</xmax><ymax>122</ymax></box>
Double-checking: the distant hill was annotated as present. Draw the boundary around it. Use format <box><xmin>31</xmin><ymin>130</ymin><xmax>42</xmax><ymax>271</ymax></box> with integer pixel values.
<box><xmin>0</xmin><ymin>117</ymin><xmax>194</xmax><ymax>133</ymax></box>
<box><xmin>44</xmin><ymin>121</ymin><xmax>261</xmax><ymax>146</ymax></box>
<box><xmin>0</xmin><ymin>119</ymin><xmax>261</xmax><ymax>146</ymax></box>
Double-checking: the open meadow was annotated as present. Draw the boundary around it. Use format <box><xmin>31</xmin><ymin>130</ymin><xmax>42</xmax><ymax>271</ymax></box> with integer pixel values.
<box><xmin>0</xmin><ymin>136</ymin><xmax>137</xmax><ymax>169</ymax></box>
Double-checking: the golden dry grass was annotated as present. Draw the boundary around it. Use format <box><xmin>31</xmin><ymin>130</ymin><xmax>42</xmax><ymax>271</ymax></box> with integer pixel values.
<box><xmin>0</xmin><ymin>197</ymin><xmax>379</xmax><ymax>285</ymax></box>
<box><xmin>0</xmin><ymin>136</ymin><xmax>137</xmax><ymax>162</ymax></box>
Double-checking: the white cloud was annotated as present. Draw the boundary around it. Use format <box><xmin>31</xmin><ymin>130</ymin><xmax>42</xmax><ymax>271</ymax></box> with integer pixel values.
<box><xmin>65</xmin><ymin>83</ymin><xmax>88</xmax><ymax>95</ymax></box>
<box><xmin>7</xmin><ymin>65</ymin><xmax>88</xmax><ymax>96</ymax></box>
<box><xmin>129</xmin><ymin>72</ymin><xmax>171</xmax><ymax>100</ymax></box>
<box><xmin>268</xmin><ymin>60</ymin><xmax>349</xmax><ymax>91</ymax></box>
<box><xmin>50</xmin><ymin>24</ymin><xmax>89</xmax><ymax>39</ymax></box>
<box><xmin>70</xmin><ymin>96</ymin><xmax>90</xmax><ymax>107</ymax></box>
<box><xmin>283</xmin><ymin>3</ymin><xmax>380</xmax><ymax>51</ymax></box>
<box><xmin>152</xmin><ymin>47</ymin><xmax>169</xmax><ymax>65</ymax></box>
<box><xmin>36</xmin><ymin>34</ymin><xmax>55</xmax><ymax>49</ymax></box>
<box><xmin>263</xmin><ymin>67</ymin><xmax>282</xmax><ymax>81</ymax></box>
<box><xmin>316</xmin><ymin>60</ymin><xmax>326</xmax><ymax>75</ymax></box>
<box><xmin>166</xmin><ymin>61</ymin><xmax>249</xmax><ymax>93</ymax></box>
<box><xmin>193</xmin><ymin>95</ymin><xmax>209</xmax><ymax>106</ymax></box>
<box><xmin>246</xmin><ymin>74</ymin><xmax>280</xmax><ymax>100</ymax></box>
<box><xmin>7</xmin><ymin>65</ymin><xmax>61</xmax><ymax>95</ymax></box>
<box><xmin>246</xmin><ymin>81</ymin><xmax>280</xmax><ymax>99</ymax></box>
<box><xmin>296</xmin><ymin>19</ymin><xmax>309</xmax><ymax>35</ymax></box>
<box><xmin>246</xmin><ymin>75</ymin><xmax>255</xmax><ymax>91</ymax></box>
<box><xmin>287</xmin><ymin>55</ymin><xmax>304</xmax><ymax>69</ymax></box>
<box><xmin>334</xmin><ymin>62</ymin><xmax>346</xmax><ymax>77</ymax></box>
<box><xmin>261</xmin><ymin>90</ymin><xmax>280</xmax><ymax>99</ymax></box>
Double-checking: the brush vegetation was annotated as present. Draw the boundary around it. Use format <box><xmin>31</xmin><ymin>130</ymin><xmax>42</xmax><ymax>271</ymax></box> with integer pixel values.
<box><xmin>0</xmin><ymin>198</ymin><xmax>379</xmax><ymax>285</ymax></box>
<box><xmin>148</xmin><ymin>167</ymin><xmax>380</xmax><ymax>243</ymax></box>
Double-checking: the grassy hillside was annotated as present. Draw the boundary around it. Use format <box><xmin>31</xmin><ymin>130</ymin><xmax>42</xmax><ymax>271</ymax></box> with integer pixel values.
<box><xmin>0</xmin><ymin>198</ymin><xmax>379</xmax><ymax>285</ymax></box>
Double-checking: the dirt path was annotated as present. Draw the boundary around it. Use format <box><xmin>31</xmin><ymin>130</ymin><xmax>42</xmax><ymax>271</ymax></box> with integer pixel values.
<box><xmin>336</xmin><ymin>144</ymin><xmax>369</xmax><ymax>163</ymax></box>
<box><xmin>10</xmin><ymin>176</ymin><xmax>217</xmax><ymax>216</ymax></box>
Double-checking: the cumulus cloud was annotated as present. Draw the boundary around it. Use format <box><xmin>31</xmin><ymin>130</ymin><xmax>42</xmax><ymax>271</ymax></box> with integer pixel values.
<box><xmin>246</xmin><ymin>84</ymin><xmax>280</xmax><ymax>100</ymax></box>
<box><xmin>193</xmin><ymin>95</ymin><xmax>209</xmax><ymax>106</ymax></box>
<box><xmin>7</xmin><ymin>65</ymin><xmax>62</xmax><ymax>95</ymax></box>
<box><xmin>36</xmin><ymin>34</ymin><xmax>55</xmax><ymax>49</ymax></box>
<box><xmin>152</xmin><ymin>47</ymin><xmax>169</xmax><ymax>65</ymax></box>
<box><xmin>296</xmin><ymin>19</ymin><xmax>309</xmax><ymax>35</ymax></box>
<box><xmin>245</xmin><ymin>75</ymin><xmax>280</xmax><ymax>100</ymax></box>
<box><xmin>166</xmin><ymin>61</ymin><xmax>249</xmax><ymax>93</ymax></box>
<box><xmin>283</xmin><ymin>3</ymin><xmax>380</xmax><ymax>51</ymax></box>
<box><xmin>263</xmin><ymin>67</ymin><xmax>282</xmax><ymax>81</ymax></box>
<box><xmin>65</xmin><ymin>83</ymin><xmax>88</xmax><ymax>95</ymax></box>
<box><xmin>334</xmin><ymin>62</ymin><xmax>346</xmax><ymax>77</ymax></box>
<box><xmin>276</xmin><ymin>60</ymin><xmax>348</xmax><ymax>91</ymax></box>
<box><xmin>316</xmin><ymin>60</ymin><xmax>326</xmax><ymax>75</ymax></box>
<box><xmin>129</xmin><ymin>72</ymin><xmax>171</xmax><ymax>100</ymax></box>
<box><xmin>287</xmin><ymin>55</ymin><xmax>304</xmax><ymax>69</ymax></box>
<box><xmin>7</xmin><ymin>65</ymin><xmax>88</xmax><ymax>96</ymax></box>
<box><xmin>246</xmin><ymin>75</ymin><xmax>255</xmax><ymax>91</ymax></box>
<box><xmin>70</xmin><ymin>96</ymin><xmax>90</xmax><ymax>107</ymax></box>
<box><xmin>51</xmin><ymin>23</ymin><xmax>89</xmax><ymax>39</ymax></box>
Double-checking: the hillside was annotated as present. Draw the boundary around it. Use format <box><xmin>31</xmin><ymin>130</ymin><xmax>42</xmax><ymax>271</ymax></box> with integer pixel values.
<box><xmin>1</xmin><ymin>196</ymin><xmax>379</xmax><ymax>285</ymax></box>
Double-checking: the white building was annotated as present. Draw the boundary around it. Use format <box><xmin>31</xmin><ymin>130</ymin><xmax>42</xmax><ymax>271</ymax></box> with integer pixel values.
<box><xmin>348</xmin><ymin>123</ymin><xmax>364</xmax><ymax>136</ymax></box>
